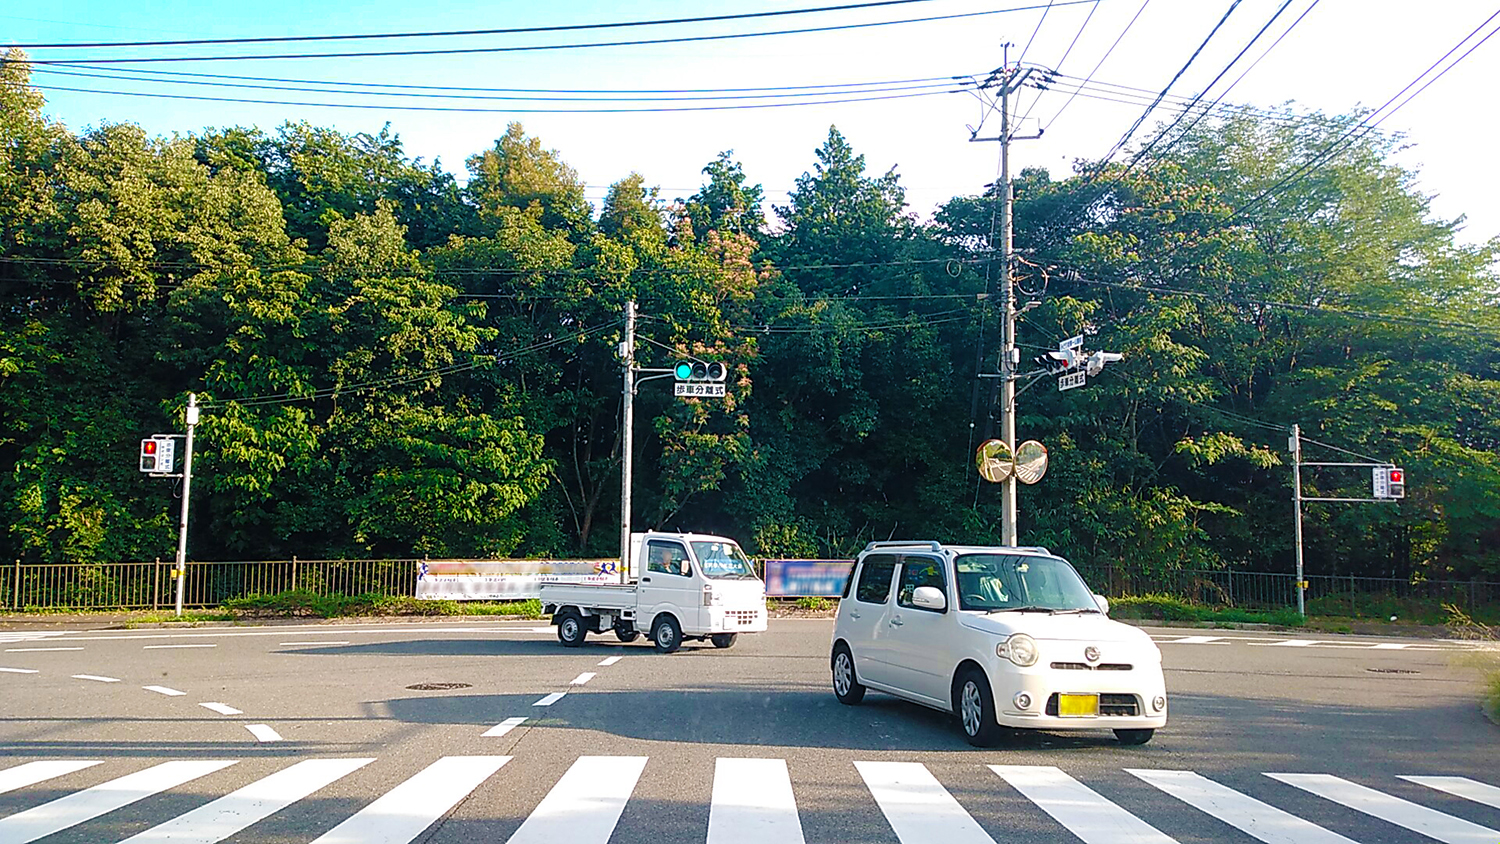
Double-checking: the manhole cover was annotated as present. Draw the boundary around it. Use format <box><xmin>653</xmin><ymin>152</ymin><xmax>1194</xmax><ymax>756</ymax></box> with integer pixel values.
<box><xmin>1365</xmin><ymin>668</ymin><xmax>1419</xmax><ymax>675</ymax></box>
<box><xmin>405</xmin><ymin>682</ymin><xmax>473</xmax><ymax>690</ymax></box>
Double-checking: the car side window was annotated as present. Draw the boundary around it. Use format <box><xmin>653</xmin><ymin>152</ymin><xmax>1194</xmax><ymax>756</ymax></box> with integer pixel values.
<box><xmin>854</xmin><ymin>555</ymin><xmax>897</xmax><ymax>604</ymax></box>
<box><xmin>645</xmin><ymin>541</ymin><xmax>692</xmax><ymax>577</ymax></box>
<box><xmin>896</xmin><ymin>555</ymin><xmax>947</xmax><ymax>612</ymax></box>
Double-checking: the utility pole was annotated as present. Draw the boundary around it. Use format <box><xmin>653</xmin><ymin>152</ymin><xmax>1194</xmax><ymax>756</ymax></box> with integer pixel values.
<box><xmin>1290</xmin><ymin>423</ymin><xmax>1305</xmax><ymax>617</ymax></box>
<box><xmin>619</xmin><ymin>301</ymin><xmax>636</xmax><ymax>584</ymax></box>
<box><xmin>174</xmin><ymin>393</ymin><xmax>199</xmax><ymax>617</ymax></box>
<box><xmin>971</xmin><ymin>56</ymin><xmax>1038</xmax><ymax>546</ymax></box>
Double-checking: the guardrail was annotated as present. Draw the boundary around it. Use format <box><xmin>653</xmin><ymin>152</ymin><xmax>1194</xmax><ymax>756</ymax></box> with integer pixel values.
<box><xmin>1</xmin><ymin>556</ymin><xmax>1495</xmax><ymax>617</ymax></box>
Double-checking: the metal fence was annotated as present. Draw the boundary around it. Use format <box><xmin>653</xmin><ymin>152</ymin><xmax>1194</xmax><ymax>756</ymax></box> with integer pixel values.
<box><xmin>1</xmin><ymin>556</ymin><xmax>1496</xmax><ymax>617</ymax></box>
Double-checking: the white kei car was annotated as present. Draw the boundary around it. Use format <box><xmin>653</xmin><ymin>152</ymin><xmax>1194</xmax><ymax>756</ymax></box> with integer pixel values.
<box><xmin>830</xmin><ymin>541</ymin><xmax>1167</xmax><ymax>746</ymax></box>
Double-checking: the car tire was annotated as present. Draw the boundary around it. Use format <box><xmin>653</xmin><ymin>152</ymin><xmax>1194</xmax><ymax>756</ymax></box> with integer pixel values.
<box><xmin>1114</xmin><ymin>728</ymin><xmax>1155</xmax><ymax>745</ymax></box>
<box><xmin>556</xmin><ymin>611</ymin><xmax>586</xmax><ymax>648</ymax></box>
<box><xmin>831</xmin><ymin>644</ymin><xmax>866</xmax><ymax>705</ymax></box>
<box><xmin>956</xmin><ymin>668</ymin><xmax>1003</xmax><ymax>747</ymax></box>
<box><xmin>615</xmin><ymin>628</ymin><xmax>640</xmax><ymax>643</ymax></box>
<box><xmin>651</xmin><ymin>615</ymin><xmax>682</xmax><ymax>653</ymax></box>
<box><xmin>711</xmin><ymin>633</ymin><xmax>738</xmax><ymax>649</ymax></box>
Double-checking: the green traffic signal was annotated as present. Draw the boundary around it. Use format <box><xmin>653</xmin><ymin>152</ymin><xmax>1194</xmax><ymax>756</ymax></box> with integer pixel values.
<box><xmin>674</xmin><ymin>361</ymin><xmax>694</xmax><ymax>380</ymax></box>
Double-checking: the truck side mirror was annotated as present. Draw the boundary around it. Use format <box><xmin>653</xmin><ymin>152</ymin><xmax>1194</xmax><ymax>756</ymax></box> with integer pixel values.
<box><xmin>911</xmin><ymin>586</ymin><xmax>947</xmax><ymax>611</ymax></box>
<box><xmin>1093</xmin><ymin>594</ymin><xmax>1110</xmax><ymax>614</ymax></box>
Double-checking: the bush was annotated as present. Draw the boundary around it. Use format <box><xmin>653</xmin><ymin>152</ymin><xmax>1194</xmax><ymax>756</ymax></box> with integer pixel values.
<box><xmin>1445</xmin><ymin>604</ymin><xmax>1500</xmax><ymax>725</ymax></box>
<box><xmin>222</xmin><ymin>590</ymin><xmax>542</xmax><ymax>619</ymax></box>
<box><xmin>795</xmin><ymin>596</ymin><xmax>833</xmax><ymax>611</ymax></box>
<box><xmin>1108</xmin><ymin>594</ymin><xmax>1305</xmax><ymax>627</ymax></box>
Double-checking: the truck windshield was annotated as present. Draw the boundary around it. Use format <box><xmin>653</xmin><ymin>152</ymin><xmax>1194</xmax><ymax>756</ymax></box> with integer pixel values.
<box><xmin>691</xmin><ymin>541</ymin><xmax>758</xmax><ymax>580</ymax></box>
<box><xmin>954</xmin><ymin>554</ymin><xmax>1099</xmax><ymax>612</ymax></box>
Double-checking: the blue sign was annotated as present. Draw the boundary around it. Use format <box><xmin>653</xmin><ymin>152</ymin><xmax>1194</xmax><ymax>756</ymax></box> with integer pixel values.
<box><xmin>764</xmin><ymin>560</ymin><xmax>854</xmax><ymax>598</ymax></box>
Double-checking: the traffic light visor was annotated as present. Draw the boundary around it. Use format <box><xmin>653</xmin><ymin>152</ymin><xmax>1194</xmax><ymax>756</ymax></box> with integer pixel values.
<box><xmin>692</xmin><ymin>362</ymin><xmax>708</xmax><ymax>379</ymax></box>
<box><xmin>706</xmin><ymin>362</ymin><xmax>726</xmax><ymax>381</ymax></box>
<box><xmin>674</xmin><ymin>361</ymin><xmax>694</xmax><ymax>380</ymax></box>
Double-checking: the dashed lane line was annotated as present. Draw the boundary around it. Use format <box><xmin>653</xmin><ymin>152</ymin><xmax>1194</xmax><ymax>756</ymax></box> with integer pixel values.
<box><xmin>598</xmin><ymin>656</ymin><xmax>623</xmax><ymax>666</ymax></box>
<box><xmin>244</xmin><ymin>724</ymin><xmax>283</xmax><ymax>743</ymax></box>
<box><xmin>143</xmin><ymin>644</ymin><xmax>216</xmax><ymax>650</ymax></box>
<box><xmin>144</xmin><ymin>685</ymin><xmax>187</xmax><ymax>697</ymax></box>
<box><xmin>483</xmin><ymin>717</ymin><xmax>528</xmax><ymax>738</ymax></box>
<box><xmin>533</xmin><ymin>692</ymin><xmax>566</xmax><ymax>706</ymax></box>
<box><xmin>570</xmin><ymin>672</ymin><xmax>596</xmax><ymax>685</ymax></box>
<box><xmin>5</xmin><ymin>647</ymin><xmax>84</xmax><ymax>652</ymax></box>
<box><xmin>279</xmin><ymin>641</ymin><xmax>350</xmax><ymax>647</ymax></box>
<box><xmin>200</xmin><ymin>702</ymin><xmax>243</xmax><ymax>716</ymax></box>
<box><xmin>71</xmin><ymin>674</ymin><xmax>120</xmax><ymax>683</ymax></box>
<box><xmin>0</xmin><ymin>667</ymin><xmax>40</xmax><ymax>674</ymax></box>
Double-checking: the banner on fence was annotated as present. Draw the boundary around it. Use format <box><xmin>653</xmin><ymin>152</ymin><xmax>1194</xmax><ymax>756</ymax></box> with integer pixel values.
<box><xmin>764</xmin><ymin>560</ymin><xmax>854</xmax><ymax>598</ymax></box>
<box><xmin>415</xmin><ymin>560</ymin><xmax>620</xmax><ymax>600</ymax></box>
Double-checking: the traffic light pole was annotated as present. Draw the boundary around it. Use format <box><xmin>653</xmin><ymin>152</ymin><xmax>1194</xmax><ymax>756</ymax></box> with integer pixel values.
<box><xmin>1291</xmin><ymin>423</ymin><xmax>1305</xmax><ymax>617</ymax></box>
<box><xmin>619</xmin><ymin>302</ymin><xmax>637</xmax><ymax>585</ymax></box>
<box><xmin>174</xmin><ymin>393</ymin><xmax>199</xmax><ymax>617</ymax></box>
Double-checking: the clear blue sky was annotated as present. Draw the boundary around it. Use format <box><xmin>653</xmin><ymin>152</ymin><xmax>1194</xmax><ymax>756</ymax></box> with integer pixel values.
<box><xmin>4</xmin><ymin>0</ymin><xmax>1498</xmax><ymax>246</ymax></box>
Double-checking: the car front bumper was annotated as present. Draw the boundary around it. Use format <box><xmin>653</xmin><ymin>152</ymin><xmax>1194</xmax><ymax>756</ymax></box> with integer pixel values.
<box><xmin>707</xmin><ymin>607</ymin><xmax>768</xmax><ymax>633</ymax></box>
<box><xmin>990</xmin><ymin>663</ymin><xmax>1168</xmax><ymax>730</ymax></box>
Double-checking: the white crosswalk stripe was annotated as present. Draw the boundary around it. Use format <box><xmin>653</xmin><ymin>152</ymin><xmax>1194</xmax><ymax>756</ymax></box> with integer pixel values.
<box><xmin>0</xmin><ymin>760</ymin><xmax>101</xmax><ymax>796</ymax></box>
<box><xmin>0</xmin><ymin>760</ymin><xmax>235</xmax><ymax>844</ymax></box>
<box><xmin>118</xmin><ymin>758</ymin><xmax>374</xmax><ymax>844</ymax></box>
<box><xmin>708</xmin><ymin>758</ymin><xmax>806</xmax><ymax>844</ymax></box>
<box><xmin>994</xmin><ymin>765</ymin><xmax>1177</xmax><ymax>843</ymax></box>
<box><xmin>1130</xmin><ymin>769</ymin><xmax>1359</xmax><ymax>844</ymax></box>
<box><xmin>0</xmin><ymin>754</ymin><xmax>1495</xmax><ymax>844</ymax></box>
<box><xmin>855</xmin><ymin>760</ymin><xmax>997</xmax><ymax>844</ymax></box>
<box><xmin>1401</xmin><ymin>776</ymin><xmax>1500</xmax><ymax>811</ymax></box>
<box><xmin>507</xmin><ymin>756</ymin><xmax>647</xmax><ymax>844</ymax></box>
<box><xmin>1269</xmin><ymin>773</ymin><xmax>1500</xmax><ymax>844</ymax></box>
<box><xmin>308</xmin><ymin>755</ymin><xmax>510</xmax><ymax>844</ymax></box>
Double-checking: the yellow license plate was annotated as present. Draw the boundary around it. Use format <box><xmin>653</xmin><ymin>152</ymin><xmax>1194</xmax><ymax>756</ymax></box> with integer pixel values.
<box><xmin>1058</xmin><ymin>693</ymin><xmax>1100</xmax><ymax>717</ymax></box>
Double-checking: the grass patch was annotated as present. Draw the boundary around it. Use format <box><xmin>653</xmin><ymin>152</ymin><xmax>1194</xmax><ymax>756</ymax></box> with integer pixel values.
<box><xmin>1446</xmin><ymin>604</ymin><xmax>1500</xmax><ymax>725</ymax></box>
<box><xmin>795</xmin><ymin>596</ymin><xmax>834</xmax><ymax>611</ymax></box>
<box><xmin>1108</xmin><ymin>594</ymin><xmax>1306</xmax><ymax>627</ymax></box>
<box><xmin>222</xmin><ymin>590</ymin><xmax>542</xmax><ymax>619</ymax></box>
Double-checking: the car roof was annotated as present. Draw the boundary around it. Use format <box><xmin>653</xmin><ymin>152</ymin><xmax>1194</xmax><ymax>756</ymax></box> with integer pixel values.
<box><xmin>859</xmin><ymin>541</ymin><xmax>1057</xmax><ymax>557</ymax></box>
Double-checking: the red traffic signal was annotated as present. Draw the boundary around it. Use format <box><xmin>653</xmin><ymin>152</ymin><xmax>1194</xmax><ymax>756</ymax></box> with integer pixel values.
<box><xmin>1388</xmin><ymin>469</ymin><xmax>1403</xmax><ymax>484</ymax></box>
<box><xmin>1386</xmin><ymin>467</ymin><xmax>1405</xmax><ymax>498</ymax></box>
<box><xmin>142</xmin><ymin>440</ymin><xmax>158</xmax><ymax>455</ymax></box>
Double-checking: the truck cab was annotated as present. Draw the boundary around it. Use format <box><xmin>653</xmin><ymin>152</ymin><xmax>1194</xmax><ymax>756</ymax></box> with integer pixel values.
<box><xmin>540</xmin><ymin>531</ymin><xmax>768</xmax><ymax>652</ymax></box>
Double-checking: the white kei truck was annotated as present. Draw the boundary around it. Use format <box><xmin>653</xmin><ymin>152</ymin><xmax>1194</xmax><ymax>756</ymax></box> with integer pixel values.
<box><xmin>539</xmin><ymin>531</ymin><xmax>768</xmax><ymax>653</ymax></box>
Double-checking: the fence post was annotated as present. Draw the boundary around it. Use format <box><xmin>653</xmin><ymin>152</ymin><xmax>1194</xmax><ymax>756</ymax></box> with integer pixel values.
<box><xmin>153</xmin><ymin>558</ymin><xmax>161</xmax><ymax>611</ymax></box>
<box><xmin>1471</xmin><ymin>578</ymin><xmax>1477</xmax><ymax>615</ymax></box>
<box><xmin>291</xmin><ymin>556</ymin><xmax>299</xmax><ymax>592</ymax></box>
<box><xmin>1350</xmin><ymin>573</ymin><xmax>1356</xmax><ymax>617</ymax></box>
<box><xmin>10</xmin><ymin>559</ymin><xmax>18</xmax><ymax>610</ymax></box>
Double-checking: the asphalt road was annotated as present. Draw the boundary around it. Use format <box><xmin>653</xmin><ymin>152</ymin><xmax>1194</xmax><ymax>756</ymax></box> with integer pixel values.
<box><xmin>0</xmin><ymin>618</ymin><xmax>1496</xmax><ymax>844</ymax></box>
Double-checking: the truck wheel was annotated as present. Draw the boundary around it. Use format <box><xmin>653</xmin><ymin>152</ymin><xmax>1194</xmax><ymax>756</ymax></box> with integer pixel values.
<box><xmin>711</xmin><ymin>633</ymin><xmax>738</xmax><ymax>649</ymax></box>
<box><xmin>651</xmin><ymin>615</ymin><xmax>682</xmax><ymax>653</ymax></box>
<box><xmin>956</xmin><ymin>668</ymin><xmax>1002</xmax><ymax>747</ymax></box>
<box><xmin>831</xmin><ymin>644</ymin><xmax>865</xmax><ymax>705</ymax></box>
<box><xmin>556</xmin><ymin>611</ymin><xmax>587</xmax><ymax>648</ymax></box>
<box><xmin>1115</xmin><ymin>728</ymin><xmax>1155</xmax><ymax>745</ymax></box>
<box><xmin>616</xmin><ymin>628</ymin><xmax>640</xmax><ymax>643</ymax></box>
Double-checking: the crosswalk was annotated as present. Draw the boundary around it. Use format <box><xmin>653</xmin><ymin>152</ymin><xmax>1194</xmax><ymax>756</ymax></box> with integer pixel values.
<box><xmin>0</xmin><ymin>754</ymin><xmax>1495</xmax><ymax>844</ymax></box>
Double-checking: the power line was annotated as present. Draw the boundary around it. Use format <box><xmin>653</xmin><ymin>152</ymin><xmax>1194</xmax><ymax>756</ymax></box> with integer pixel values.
<box><xmin>1015</xmin><ymin>0</ymin><xmax>1099</xmax><ymax>126</ymax></box>
<box><xmin>1041</xmin><ymin>0</ymin><xmax>1151</xmax><ymax>132</ymax></box>
<box><xmin>1016</xmin><ymin>0</ymin><xmax>1057</xmax><ymax>66</ymax></box>
<box><xmin>5</xmin><ymin>0</ymin><xmax>951</xmax><ymax>48</ymax></box>
<box><xmin>14</xmin><ymin>2</ymin><xmax>1098</xmax><ymax>65</ymax></box>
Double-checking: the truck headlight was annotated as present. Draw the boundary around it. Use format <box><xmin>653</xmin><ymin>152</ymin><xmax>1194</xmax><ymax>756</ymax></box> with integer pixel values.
<box><xmin>995</xmin><ymin>633</ymin><xmax>1039</xmax><ymax>667</ymax></box>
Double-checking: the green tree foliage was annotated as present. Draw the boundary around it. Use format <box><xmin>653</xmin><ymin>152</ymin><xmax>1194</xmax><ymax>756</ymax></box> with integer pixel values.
<box><xmin>1</xmin><ymin>51</ymin><xmax>1496</xmax><ymax>586</ymax></box>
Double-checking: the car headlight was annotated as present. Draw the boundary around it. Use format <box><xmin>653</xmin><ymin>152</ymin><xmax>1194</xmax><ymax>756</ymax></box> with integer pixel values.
<box><xmin>995</xmin><ymin>633</ymin><xmax>1039</xmax><ymax>667</ymax></box>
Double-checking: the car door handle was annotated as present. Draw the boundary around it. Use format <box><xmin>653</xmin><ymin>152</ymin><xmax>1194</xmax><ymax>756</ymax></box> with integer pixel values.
<box><xmin>642</xmin><ymin>577</ymin><xmax>651</xmax><ymax>583</ymax></box>
<box><xmin>849</xmin><ymin>610</ymin><xmax>861</xmax><ymax>620</ymax></box>
<box><xmin>889</xmin><ymin>617</ymin><xmax>904</xmax><ymax>627</ymax></box>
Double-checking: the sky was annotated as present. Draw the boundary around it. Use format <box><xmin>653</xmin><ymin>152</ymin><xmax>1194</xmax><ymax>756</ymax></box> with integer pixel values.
<box><xmin>4</xmin><ymin>0</ymin><xmax>1499</xmax><ymax>247</ymax></box>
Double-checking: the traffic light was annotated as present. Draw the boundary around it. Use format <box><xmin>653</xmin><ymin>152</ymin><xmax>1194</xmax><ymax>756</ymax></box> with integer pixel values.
<box><xmin>673</xmin><ymin>360</ymin><xmax>726</xmax><ymax>382</ymax></box>
<box><xmin>1386</xmin><ymin>467</ymin><xmax>1405</xmax><ymax>498</ymax></box>
<box><xmin>1030</xmin><ymin>350</ymin><xmax>1077</xmax><ymax>374</ymax></box>
<box><xmin>139</xmin><ymin>437</ymin><xmax>175</xmax><ymax>474</ymax></box>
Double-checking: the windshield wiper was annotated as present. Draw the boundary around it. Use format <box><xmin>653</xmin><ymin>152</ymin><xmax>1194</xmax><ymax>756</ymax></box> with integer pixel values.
<box><xmin>989</xmin><ymin>606</ymin><xmax>1056</xmax><ymax>613</ymax></box>
<box><xmin>1048</xmin><ymin>608</ymin><xmax>1101</xmax><ymax>615</ymax></box>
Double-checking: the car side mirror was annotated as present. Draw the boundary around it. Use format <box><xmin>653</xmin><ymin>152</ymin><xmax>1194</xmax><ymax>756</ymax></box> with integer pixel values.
<box><xmin>911</xmin><ymin>586</ymin><xmax>947</xmax><ymax>611</ymax></box>
<box><xmin>1093</xmin><ymin>594</ymin><xmax>1110</xmax><ymax>615</ymax></box>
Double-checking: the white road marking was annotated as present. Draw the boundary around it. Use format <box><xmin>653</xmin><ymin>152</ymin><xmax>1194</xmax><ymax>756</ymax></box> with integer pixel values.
<box><xmin>1259</xmin><ymin>640</ymin><xmax>1318</xmax><ymax>647</ymax></box>
<box><xmin>280</xmin><ymin>641</ymin><xmax>350</xmax><ymax>646</ymax></box>
<box><xmin>200</xmin><ymin>702</ymin><xmax>242</xmax><ymax>715</ymax></box>
<box><xmin>708</xmin><ymin>758</ymin><xmax>806</xmax><ymax>844</ymax></box>
<box><xmin>245</xmin><ymin>724</ymin><xmax>283</xmax><ymax>742</ymax></box>
<box><xmin>506</xmin><ymin>756</ymin><xmax>647</xmax><ymax>844</ymax></box>
<box><xmin>1269</xmin><ymin>773</ymin><xmax>1500</xmax><ymax>844</ymax></box>
<box><xmin>0</xmin><ymin>622</ymin><xmax>553</xmax><ymax>644</ymax></box>
<box><xmin>6</xmin><ymin>646</ymin><xmax>83</xmax><ymax>652</ymax></box>
<box><xmin>993</xmin><ymin>765</ymin><xmax>1177</xmax><ymax>843</ymax></box>
<box><xmin>308</xmin><ymin>756</ymin><xmax>511</xmax><ymax>844</ymax></box>
<box><xmin>571</xmin><ymin>672</ymin><xmax>596</xmax><ymax>685</ymax></box>
<box><xmin>529</xmin><ymin>627</ymin><xmax>556</xmax><ymax>633</ymax></box>
<box><xmin>143</xmin><ymin>685</ymin><xmax>186</xmax><ymax>696</ymax></box>
<box><xmin>855</xmin><ymin>760</ymin><xmax>997</xmax><ymax>844</ymax></box>
<box><xmin>71</xmin><ymin>674</ymin><xmax>120</xmax><ymax>682</ymax></box>
<box><xmin>1162</xmin><ymin>636</ymin><xmax>1226</xmax><ymax>644</ymax></box>
<box><xmin>598</xmin><ymin>656</ymin><xmax>623</xmax><ymax>666</ymax></box>
<box><xmin>1401</xmin><ymin>776</ymin><xmax>1500</xmax><ymax>810</ymax></box>
<box><xmin>118</xmin><ymin>757</ymin><xmax>373</xmax><ymax>844</ymax></box>
<box><xmin>483</xmin><ymin>716</ymin><xmax>528</xmax><ymax>737</ymax></box>
<box><xmin>1130</xmin><ymin>769</ymin><xmax>1358</xmax><ymax>844</ymax></box>
<box><xmin>533</xmin><ymin>692</ymin><xmax>566</xmax><ymax>706</ymax></box>
<box><xmin>0</xmin><ymin>760</ymin><xmax>102</xmax><ymax>796</ymax></box>
<box><xmin>1371</xmin><ymin>643</ymin><xmax>1410</xmax><ymax>649</ymax></box>
<box><xmin>143</xmin><ymin>644</ymin><xmax>217</xmax><ymax>649</ymax></box>
<box><xmin>0</xmin><ymin>760</ymin><xmax>235</xmax><ymax>844</ymax></box>
<box><xmin>0</xmin><ymin>667</ymin><xmax>40</xmax><ymax>673</ymax></box>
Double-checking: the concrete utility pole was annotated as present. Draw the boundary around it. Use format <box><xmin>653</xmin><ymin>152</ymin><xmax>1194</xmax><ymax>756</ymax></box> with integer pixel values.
<box><xmin>971</xmin><ymin>58</ymin><xmax>1038</xmax><ymax>546</ymax></box>
<box><xmin>619</xmin><ymin>301</ymin><xmax>636</xmax><ymax>584</ymax></box>
<box><xmin>1290</xmin><ymin>423</ymin><xmax>1306</xmax><ymax>617</ymax></box>
<box><xmin>174</xmin><ymin>393</ymin><xmax>199</xmax><ymax>617</ymax></box>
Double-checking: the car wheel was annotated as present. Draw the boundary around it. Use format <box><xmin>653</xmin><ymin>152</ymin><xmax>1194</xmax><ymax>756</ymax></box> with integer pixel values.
<box><xmin>711</xmin><ymin>633</ymin><xmax>738</xmax><ymax>649</ymax></box>
<box><xmin>556</xmin><ymin>611</ymin><xmax>586</xmax><ymax>648</ymax></box>
<box><xmin>1114</xmin><ymin>728</ymin><xmax>1155</xmax><ymax>745</ymax></box>
<box><xmin>651</xmin><ymin>615</ymin><xmax>682</xmax><ymax>653</ymax></box>
<box><xmin>615</xmin><ymin>628</ymin><xmax>640</xmax><ymax>643</ymax></box>
<box><xmin>831</xmin><ymin>644</ymin><xmax>866</xmax><ymax>705</ymax></box>
<box><xmin>956</xmin><ymin>669</ymin><xmax>1002</xmax><ymax>747</ymax></box>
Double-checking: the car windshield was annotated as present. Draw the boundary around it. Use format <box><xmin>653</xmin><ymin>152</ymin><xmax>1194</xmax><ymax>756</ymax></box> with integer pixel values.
<box><xmin>954</xmin><ymin>554</ymin><xmax>1099</xmax><ymax>612</ymax></box>
<box><xmin>691</xmin><ymin>541</ymin><xmax>759</xmax><ymax>580</ymax></box>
